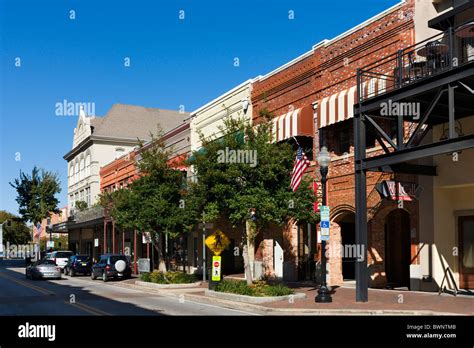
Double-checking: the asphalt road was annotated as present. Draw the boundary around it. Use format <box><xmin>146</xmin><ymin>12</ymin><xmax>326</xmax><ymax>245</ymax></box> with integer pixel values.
<box><xmin>0</xmin><ymin>259</ymin><xmax>258</xmax><ymax>316</ymax></box>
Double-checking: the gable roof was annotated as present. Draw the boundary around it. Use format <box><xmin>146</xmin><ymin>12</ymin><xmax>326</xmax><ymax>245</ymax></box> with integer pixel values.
<box><xmin>90</xmin><ymin>104</ymin><xmax>187</xmax><ymax>140</ymax></box>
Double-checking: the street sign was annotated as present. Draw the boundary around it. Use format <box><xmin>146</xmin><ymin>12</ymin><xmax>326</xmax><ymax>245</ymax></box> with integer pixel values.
<box><xmin>211</xmin><ymin>256</ymin><xmax>222</xmax><ymax>281</ymax></box>
<box><xmin>198</xmin><ymin>222</ymin><xmax>214</xmax><ymax>229</ymax></box>
<box><xmin>142</xmin><ymin>232</ymin><xmax>152</xmax><ymax>244</ymax></box>
<box><xmin>205</xmin><ymin>229</ymin><xmax>230</xmax><ymax>256</ymax></box>
<box><xmin>46</xmin><ymin>241</ymin><xmax>54</xmax><ymax>249</ymax></box>
<box><xmin>94</xmin><ymin>238</ymin><xmax>99</xmax><ymax>247</ymax></box>
<box><xmin>138</xmin><ymin>258</ymin><xmax>150</xmax><ymax>273</ymax></box>
<box><xmin>320</xmin><ymin>205</ymin><xmax>330</xmax><ymax>241</ymax></box>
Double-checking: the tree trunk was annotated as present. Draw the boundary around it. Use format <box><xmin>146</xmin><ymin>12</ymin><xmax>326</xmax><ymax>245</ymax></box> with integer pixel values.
<box><xmin>244</xmin><ymin>219</ymin><xmax>256</xmax><ymax>284</ymax></box>
<box><xmin>242</xmin><ymin>245</ymin><xmax>253</xmax><ymax>286</ymax></box>
<box><xmin>154</xmin><ymin>233</ymin><xmax>167</xmax><ymax>273</ymax></box>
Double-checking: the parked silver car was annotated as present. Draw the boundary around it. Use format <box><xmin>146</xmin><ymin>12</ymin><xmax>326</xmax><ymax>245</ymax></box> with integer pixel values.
<box><xmin>26</xmin><ymin>259</ymin><xmax>62</xmax><ymax>280</ymax></box>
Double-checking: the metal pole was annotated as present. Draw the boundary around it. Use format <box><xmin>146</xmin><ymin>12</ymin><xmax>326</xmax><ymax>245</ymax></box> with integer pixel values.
<box><xmin>355</xmin><ymin>68</ymin><xmax>369</xmax><ymax>302</ymax></box>
<box><xmin>134</xmin><ymin>230</ymin><xmax>137</xmax><ymax>274</ymax></box>
<box><xmin>103</xmin><ymin>221</ymin><xmax>107</xmax><ymax>254</ymax></box>
<box><xmin>202</xmin><ymin>223</ymin><xmax>206</xmax><ymax>282</ymax></box>
<box><xmin>306</xmin><ymin>222</ymin><xmax>311</xmax><ymax>280</ymax></box>
<box><xmin>112</xmin><ymin>221</ymin><xmax>116</xmax><ymax>254</ymax></box>
<box><xmin>315</xmin><ymin>166</ymin><xmax>332</xmax><ymax>302</ymax></box>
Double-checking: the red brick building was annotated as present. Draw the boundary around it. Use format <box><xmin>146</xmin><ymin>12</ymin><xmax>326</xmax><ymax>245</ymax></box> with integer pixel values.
<box><xmin>252</xmin><ymin>0</ymin><xmax>419</xmax><ymax>286</ymax></box>
<box><xmin>99</xmin><ymin>121</ymin><xmax>191</xmax><ymax>272</ymax></box>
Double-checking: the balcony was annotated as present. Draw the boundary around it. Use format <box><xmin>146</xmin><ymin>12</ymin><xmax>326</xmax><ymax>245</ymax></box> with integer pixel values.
<box><xmin>359</xmin><ymin>22</ymin><xmax>474</xmax><ymax>102</ymax></box>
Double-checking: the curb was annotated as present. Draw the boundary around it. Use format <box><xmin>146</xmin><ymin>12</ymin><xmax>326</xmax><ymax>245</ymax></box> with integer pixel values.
<box><xmin>111</xmin><ymin>282</ymin><xmax>467</xmax><ymax>316</ymax></box>
<box><xmin>134</xmin><ymin>280</ymin><xmax>203</xmax><ymax>289</ymax></box>
<box><xmin>205</xmin><ymin>289</ymin><xmax>306</xmax><ymax>304</ymax></box>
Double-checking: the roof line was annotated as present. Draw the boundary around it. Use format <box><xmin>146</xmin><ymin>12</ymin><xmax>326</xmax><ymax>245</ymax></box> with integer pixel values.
<box><xmin>256</xmin><ymin>0</ymin><xmax>406</xmax><ymax>83</ymax></box>
<box><xmin>190</xmin><ymin>78</ymin><xmax>255</xmax><ymax>115</ymax></box>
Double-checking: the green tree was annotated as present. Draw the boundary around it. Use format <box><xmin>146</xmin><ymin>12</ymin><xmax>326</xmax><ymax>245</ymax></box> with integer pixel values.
<box><xmin>9</xmin><ymin>166</ymin><xmax>61</xmax><ymax>225</ymax></box>
<box><xmin>99</xmin><ymin>131</ymin><xmax>198</xmax><ymax>271</ymax></box>
<box><xmin>75</xmin><ymin>200</ymin><xmax>88</xmax><ymax>212</ymax></box>
<box><xmin>189</xmin><ymin>115</ymin><xmax>319</xmax><ymax>284</ymax></box>
<box><xmin>0</xmin><ymin>210</ymin><xmax>31</xmax><ymax>245</ymax></box>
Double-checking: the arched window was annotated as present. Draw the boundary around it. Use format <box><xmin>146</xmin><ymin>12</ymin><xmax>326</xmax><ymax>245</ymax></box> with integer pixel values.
<box><xmin>75</xmin><ymin>161</ymin><xmax>79</xmax><ymax>183</ymax></box>
<box><xmin>69</xmin><ymin>164</ymin><xmax>74</xmax><ymax>185</ymax></box>
<box><xmin>79</xmin><ymin>157</ymin><xmax>85</xmax><ymax>181</ymax></box>
<box><xmin>85</xmin><ymin>153</ymin><xmax>91</xmax><ymax>177</ymax></box>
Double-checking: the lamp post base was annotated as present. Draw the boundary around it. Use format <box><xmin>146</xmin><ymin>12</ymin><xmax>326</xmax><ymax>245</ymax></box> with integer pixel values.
<box><xmin>315</xmin><ymin>284</ymin><xmax>333</xmax><ymax>303</ymax></box>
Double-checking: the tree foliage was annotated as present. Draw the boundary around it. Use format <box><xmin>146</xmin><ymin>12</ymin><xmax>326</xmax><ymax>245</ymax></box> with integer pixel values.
<box><xmin>99</xmin><ymin>130</ymin><xmax>198</xmax><ymax>240</ymax></box>
<box><xmin>9</xmin><ymin>166</ymin><xmax>61</xmax><ymax>224</ymax></box>
<box><xmin>189</xmin><ymin>116</ymin><xmax>319</xmax><ymax>233</ymax></box>
<box><xmin>0</xmin><ymin>210</ymin><xmax>31</xmax><ymax>245</ymax></box>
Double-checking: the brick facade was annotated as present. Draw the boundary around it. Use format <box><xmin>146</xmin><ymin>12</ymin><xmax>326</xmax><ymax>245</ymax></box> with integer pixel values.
<box><xmin>251</xmin><ymin>0</ymin><xmax>420</xmax><ymax>286</ymax></box>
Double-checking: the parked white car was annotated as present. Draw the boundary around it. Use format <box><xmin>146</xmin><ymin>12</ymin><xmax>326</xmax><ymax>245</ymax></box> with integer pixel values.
<box><xmin>46</xmin><ymin>251</ymin><xmax>74</xmax><ymax>271</ymax></box>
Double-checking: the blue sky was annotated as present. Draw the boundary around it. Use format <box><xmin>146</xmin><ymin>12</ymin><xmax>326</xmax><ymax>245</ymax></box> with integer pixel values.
<box><xmin>0</xmin><ymin>0</ymin><xmax>400</xmax><ymax>215</ymax></box>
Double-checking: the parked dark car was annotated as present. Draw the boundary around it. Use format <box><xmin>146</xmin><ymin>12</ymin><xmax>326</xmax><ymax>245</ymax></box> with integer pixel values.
<box><xmin>64</xmin><ymin>255</ymin><xmax>92</xmax><ymax>276</ymax></box>
<box><xmin>91</xmin><ymin>254</ymin><xmax>132</xmax><ymax>282</ymax></box>
<box><xmin>26</xmin><ymin>259</ymin><xmax>61</xmax><ymax>280</ymax></box>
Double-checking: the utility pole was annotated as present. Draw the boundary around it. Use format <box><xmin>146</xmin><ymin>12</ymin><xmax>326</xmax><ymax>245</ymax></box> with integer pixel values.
<box><xmin>202</xmin><ymin>212</ymin><xmax>206</xmax><ymax>282</ymax></box>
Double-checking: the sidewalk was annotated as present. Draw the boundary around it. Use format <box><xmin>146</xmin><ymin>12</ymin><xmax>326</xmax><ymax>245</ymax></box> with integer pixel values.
<box><xmin>260</xmin><ymin>285</ymin><xmax>474</xmax><ymax>315</ymax></box>
<box><xmin>120</xmin><ymin>279</ymin><xmax>474</xmax><ymax>315</ymax></box>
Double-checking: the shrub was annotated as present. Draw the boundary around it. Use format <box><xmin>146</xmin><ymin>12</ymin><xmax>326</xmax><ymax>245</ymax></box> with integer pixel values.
<box><xmin>142</xmin><ymin>270</ymin><xmax>196</xmax><ymax>284</ymax></box>
<box><xmin>214</xmin><ymin>279</ymin><xmax>294</xmax><ymax>297</ymax></box>
<box><xmin>140</xmin><ymin>272</ymin><xmax>151</xmax><ymax>282</ymax></box>
<box><xmin>215</xmin><ymin>279</ymin><xmax>255</xmax><ymax>296</ymax></box>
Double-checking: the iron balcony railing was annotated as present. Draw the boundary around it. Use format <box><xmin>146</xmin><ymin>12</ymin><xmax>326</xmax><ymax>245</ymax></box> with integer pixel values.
<box><xmin>358</xmin><ymin>21</ymin><xmax>474</xmax><ymax>101</ymax></box>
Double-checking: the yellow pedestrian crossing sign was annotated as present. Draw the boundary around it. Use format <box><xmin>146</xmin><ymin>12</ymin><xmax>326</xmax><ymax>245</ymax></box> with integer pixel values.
<box><xmin>205</xmin><ymin>229</ymin><xmax>230</xmax><ymax>256</ymax></box>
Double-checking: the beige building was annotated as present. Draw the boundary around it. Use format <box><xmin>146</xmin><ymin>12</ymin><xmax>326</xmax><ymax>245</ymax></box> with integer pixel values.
<box><xmin>190</xmin><ymin>79</ymin><xmax>254</xmax><ymax>152</ymax></box>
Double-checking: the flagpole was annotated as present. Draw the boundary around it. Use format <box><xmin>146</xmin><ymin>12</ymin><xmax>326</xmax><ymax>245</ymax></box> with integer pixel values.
<box><xmin>292</xmin><ymin>136</ymin><xmax>301</xmax><ymax>148</ymax></box>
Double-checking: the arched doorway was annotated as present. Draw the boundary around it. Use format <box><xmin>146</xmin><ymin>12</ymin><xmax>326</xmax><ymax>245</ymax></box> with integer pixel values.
<box><xmin>336</xmin><ymin>212</ymin><xmax>356</xmax><ymax>281</ymax></box>
<box><xmin>385</xmin><ymin>209</ymin><xmax>411</xmax><ymax>288</ymax></box>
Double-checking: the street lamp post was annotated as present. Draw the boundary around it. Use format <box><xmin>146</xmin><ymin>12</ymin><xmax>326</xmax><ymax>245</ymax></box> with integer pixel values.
<box><xmin>315</xmin><ymin>146</ymin><xmax>333</xmax><ymax>303</ymax></box>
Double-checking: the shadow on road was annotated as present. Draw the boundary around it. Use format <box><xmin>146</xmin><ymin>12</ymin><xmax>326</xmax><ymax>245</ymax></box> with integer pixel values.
<box><xmin>0</xmin><ymin>259</ymin><xmax>164</xmax><ymax>316</ymax></box>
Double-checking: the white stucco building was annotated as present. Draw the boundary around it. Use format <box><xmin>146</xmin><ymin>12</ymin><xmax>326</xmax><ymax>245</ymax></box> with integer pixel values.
<box><xmin>64</xmin><ymin>104</ymin><xmax>185</xmax><ymax>214</ymax></box>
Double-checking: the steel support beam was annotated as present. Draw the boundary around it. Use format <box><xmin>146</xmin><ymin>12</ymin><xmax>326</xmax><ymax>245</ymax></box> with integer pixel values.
<box><xmin>369</xmin><ymin>163</ymin><xmax>437</xmax><ymax>176</ymax></box>
<box><xmin>361</xmin><ymin>135</ymin><xmax>474</xmax><ymax>170</ymax></box>
<box><xmin>354</xmin><ymin>70</ymin><xmax>369</xmax><ymax>302</ymax></box>
<box><xmin>448</xmin><ymin>84</ymin><xmax>456</xmax><ymax>139</ymax></box>
<box><xmin>407</xmin><ymin>88</ymin><xmax>444</xmax><ymax>148</ymax></box>
<box><xmin>365</xmin><ymin>115</ymin><xmax>398</xmax><ymax>150</ymax></box>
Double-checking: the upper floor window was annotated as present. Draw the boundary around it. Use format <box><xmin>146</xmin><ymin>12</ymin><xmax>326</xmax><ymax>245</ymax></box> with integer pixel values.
<box><xmin>85</xmin><ymin>187</ymin><xmax>91</xmax><ymax>207</ymax></box>
<box><xmin>79</xmin><ymin>158</ymin><xmax>85</xmax><ymax>181</ymax></box>
<box><xmin>74</xmin><ymin>162</ymin><xmax>79</xmax><ymax>183</ymax></box>
<box><xmin>69</xmin><ymin>165</ymin><xmax>74</xmax><ymax>186</ymax></box>
<box><xmin>85</xmin><ymin>154</ymin><xmax>91</xmax><ymax>177</ymax></box>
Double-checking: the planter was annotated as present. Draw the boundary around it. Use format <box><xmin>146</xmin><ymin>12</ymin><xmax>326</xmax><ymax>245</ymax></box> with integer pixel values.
<box><xmin>205</xmin><ymin>289</ymin><xmax>306</xmax><ymax>304</ymax></box>
<box><xmin>135</xmin><ymin>280</ymin><xmax>202</xmax><ymax>289</ymax></box>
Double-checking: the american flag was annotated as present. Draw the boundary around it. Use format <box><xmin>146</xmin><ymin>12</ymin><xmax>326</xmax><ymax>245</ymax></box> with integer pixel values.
<box><xmin>34</xmin><ymin>222</ymin><xmax>42</xmax><ymax>238</ymax></box>
<box><xmin>290</xmin><ymin>147</ymin><xmax>310</xmax><ymax>192</ymax></box>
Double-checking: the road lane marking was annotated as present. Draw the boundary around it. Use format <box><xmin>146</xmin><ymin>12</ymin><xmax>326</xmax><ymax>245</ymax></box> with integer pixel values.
<box><xmin>0</xmin><ymin>272</ymin><xmax>55</xmax><ymax>295</ymax></box>
<box><xmin>65</xmin><ymin>301</ymin><xmax>111</xmax><ymax>316</ymax></box>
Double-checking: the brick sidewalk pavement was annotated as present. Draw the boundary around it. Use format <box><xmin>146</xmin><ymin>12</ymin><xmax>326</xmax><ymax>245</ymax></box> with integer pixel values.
<box><xmin>261</xmin><ymin>285</ymin><xmax>474</xmax><ymax>315</ymax></box>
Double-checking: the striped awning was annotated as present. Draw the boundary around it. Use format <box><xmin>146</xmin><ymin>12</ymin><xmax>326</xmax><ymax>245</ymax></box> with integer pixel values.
<box><xmin>272</xmin><ymin>105</ymin><xmax>314</xmax><ymax>142</ymax></box>
<box><xmin>317</xmin><ymin>78</ymin><xmax>387</xmax><ymax>128</ymax></box>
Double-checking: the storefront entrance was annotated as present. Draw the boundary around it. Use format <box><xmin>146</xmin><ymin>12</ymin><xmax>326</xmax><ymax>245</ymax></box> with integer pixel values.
<box><xmin>340</xmin><ymin>213</ymin><xmax>356</xmax><ymax>280</ymax></box>
<box><xmin>459</xmin><ymin>215</ymin><xmax>474</xmax><ymax>289</ymax></box>
<box><xmin>385</xmin><ymin>209</ymin><xmax>411</xmax><ymax>288</ymax></box>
